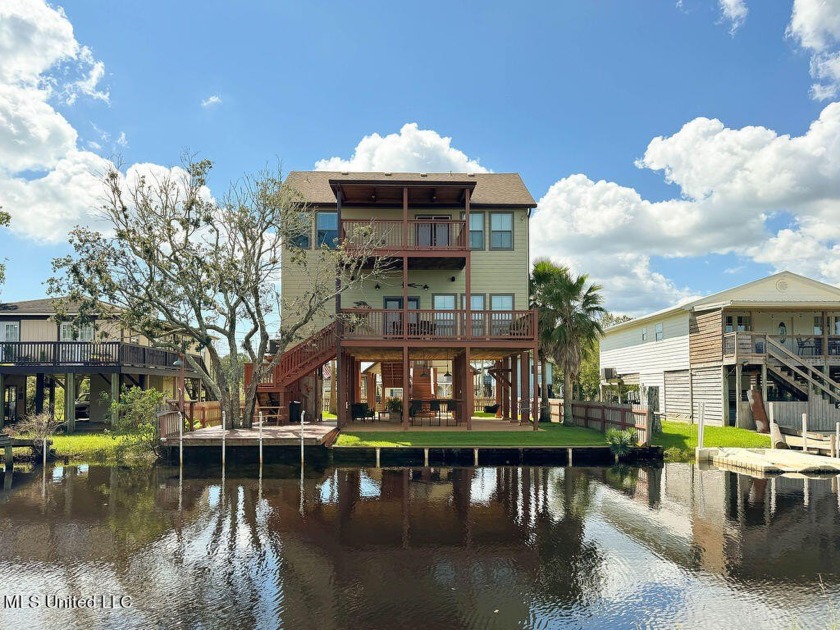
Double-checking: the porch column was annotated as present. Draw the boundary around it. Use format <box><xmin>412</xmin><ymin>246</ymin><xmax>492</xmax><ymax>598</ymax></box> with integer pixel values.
<box><xmin>34</xmin><ymin>373</ymin><xmax>45</xmax><ymax>415</ymax></box>
<box><xmin>502</xmin><ymin>358</ymin><xmax>511</xmax><ymax>420</ymax></box>
<box><xmin>64</xmin><ymin>374</ymin><xmax>76</xmax><ymax>434</ymax></box>
<box><xmin>353</xmin><ymin>360</ymin><xmax>361</xmax><ymax>404</ymax></box>
<box><xmin>464</xmin><ymin>188</ymin><xmax>471</xmax><ymax>341</ymax></box>
<box><xmin>48</xmin><ymin>377</ymin><xmax>56</xmax><ymax>420</ymax></box>
<box><xmin>511</xmin><ymin>354</ymin><xmax>519</xmax><ymax>423</ymax></box>
<box><xmin>532</xmin><ymin>346</ymin><xmax>539</xmax><ymax>430</ymax></box>
<box><xmin>0</xmin><ymin>372</ymin><xmax>4</xmax><ymax>430</ymax></box>
<box><xmin>761</xmin><ymin>362</ymin><xmax>768</xmax><ymax>406</ymax></box>
<box><xmin>520</xmin><ymin>351</ymin><xmax>530</xmax><ymax>425</ymax></box>
<box><xmin>465</xmin><ymin>347</ymin><xmax>473</xmax><ymax>431</ymax></box>
<box><xmin>494</xmin><ymin>361</ymin><xmax>503</xmax><ymax>417</ymax></box>
<box><xmin>111</xmin><ymin>373</ymin><xmax>121</xmax><ymax>425</ymax></box>
<box><xmin>402</xmin><ymin>346</ymin><xmax>410</xmax><ymax>430</ymax></box>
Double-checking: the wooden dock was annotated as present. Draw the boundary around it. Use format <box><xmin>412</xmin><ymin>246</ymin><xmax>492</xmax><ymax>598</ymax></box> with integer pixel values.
<box><xmin>698</xmin><ymin>447</ymin><xmax>840</xmax><ymax>475</ymax></box>
<box><xmin>160</xmin><ymin>421</ymin><xmax>339</xmax><ymax>448</ymax></box>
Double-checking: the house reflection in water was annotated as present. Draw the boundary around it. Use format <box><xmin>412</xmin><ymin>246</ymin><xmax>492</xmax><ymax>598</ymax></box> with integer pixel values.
<box><xmin>0</xmin><ymin>463</ymin><xmax>838</xmax><ymax>628</ymax></box>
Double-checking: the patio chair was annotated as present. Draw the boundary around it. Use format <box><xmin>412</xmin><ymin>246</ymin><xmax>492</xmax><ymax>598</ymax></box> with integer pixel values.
<box><xmin>408</xmin><ymin>399</ymin><xmax>423</xmax><ymax>426</ymax></box>
<box><xmin>351</xmin><ymin>403</ymin><xmax>375</xmax><ymax>422</ymax></box>
<box><xmin>796</xmin><ymin>336</ymin><xmax>815</xmax><ymax>356</ymax></box>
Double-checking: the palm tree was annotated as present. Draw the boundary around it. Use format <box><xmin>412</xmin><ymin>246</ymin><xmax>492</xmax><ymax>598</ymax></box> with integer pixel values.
<box><xmin>530</xmin><ymin>259</ymin><xmax>605</xmax><ymax>425</ymax></box>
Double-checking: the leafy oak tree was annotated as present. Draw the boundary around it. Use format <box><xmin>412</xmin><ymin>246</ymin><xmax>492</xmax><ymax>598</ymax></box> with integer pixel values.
<box><xmin>50</xmin><ymin>158</ymin><xmax>384</xmax><ymax>428</ymax></box>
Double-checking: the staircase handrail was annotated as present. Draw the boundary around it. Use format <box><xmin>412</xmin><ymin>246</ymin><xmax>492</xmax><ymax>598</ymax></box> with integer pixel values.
<box><xmin>766</xmin><ymin>336</ymin><xmax>840</xmax><ymax>403</ymax></box>
<box><xmin>274</xmin><ymin>321</ymin><xmax>338</xmax><ymax>387</ymax></box>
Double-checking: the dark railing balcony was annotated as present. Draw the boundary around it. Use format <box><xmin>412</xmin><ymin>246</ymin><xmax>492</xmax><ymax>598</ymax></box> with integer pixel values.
<box><xmin>340</xmin><ymin>219</ymin><xmax>467</xmax><ymax>253</ymax></box>
<box><xmin>723</xmin><ymin>331</ymin><xmax>840</xmax><ymax>359</ymax></box>
<box><xmin>341</xmin><ymin>309</ymin><xmax>537</xmax><ymax>342</ymax></box>
<box><xmin>0</xmin><ymin>341</ymin><xmax>202</xmax><ymax>372</ymax></box>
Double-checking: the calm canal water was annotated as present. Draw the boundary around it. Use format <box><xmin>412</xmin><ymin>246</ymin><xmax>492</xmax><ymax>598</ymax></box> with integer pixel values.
<box><xmin>0</xmin><ymin>462</ymin><xmax>839</xmax><ymax>629</ymax></box>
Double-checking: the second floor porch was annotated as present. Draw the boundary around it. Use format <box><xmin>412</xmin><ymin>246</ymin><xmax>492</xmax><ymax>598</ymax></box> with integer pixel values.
<box><xmin>723</xmin><ymin>331</ymin><xmax>840</xmax><ymax>363</ymax></box>
<box><xmin>341</xmin><ymin>308</ymin><xmax>537</xmax><ymax>343</ymax></box>
<box><xmin>0</xmin><ymin>341</ymin><xmax>204</xmax><ymax>374</ymax></box>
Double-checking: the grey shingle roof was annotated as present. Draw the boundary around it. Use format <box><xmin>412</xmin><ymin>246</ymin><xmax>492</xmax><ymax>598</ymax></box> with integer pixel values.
<box><xmin>285</xmin><ymin>171</ymin><xmax>536</xmax><ymax>207</ymax></box>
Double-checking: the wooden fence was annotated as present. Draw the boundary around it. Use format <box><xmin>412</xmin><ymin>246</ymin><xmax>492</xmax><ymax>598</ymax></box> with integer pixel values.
<box><xmin>187</xmin><ymin>401</ymin><xmax>222</xmax><ymax>429</ymax></box>
<box><xmin>548</xmin><ymin>399</ymin><xmax>652</xmax><ymax>446</ymax></box>
<box><xmin>768</xmin><ymin>400</ymin><xmax>840</xmax><ymax>432</ymax></box>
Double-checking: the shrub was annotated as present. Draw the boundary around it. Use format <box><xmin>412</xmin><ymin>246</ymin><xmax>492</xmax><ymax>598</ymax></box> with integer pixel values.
<box><xmin>108</xmin><ymin>386</ymin><xmax>166</xmax><ymax>461</ymax></box>
<box><xmin>385</xmin><ymin>397</ymin><xmax>402</xmax><ymax>414</ymax></box>
<box><xmin>8</xmin><ymin>412</ymin><xmax>61</xmax><ymax>461</ymax></box>
<box><xmin>606</xmin><ymin>428</ymin><xmax>638</xmax><ymax>461</ymax></box>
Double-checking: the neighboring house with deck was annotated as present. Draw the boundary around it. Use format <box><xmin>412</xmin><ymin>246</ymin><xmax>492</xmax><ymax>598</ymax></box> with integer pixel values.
<box><xmin>0</xmin><ymin>298</ymin><xmax>208</xmax><ymax>431</ymax></box>
<box><xmin>244</xmin><ymin>171</ymin><xmax>541</xmax><ymax>428</ymax></box>
<box><xmin>599</xmin><ymin>272</ymin><xmax>840</xmax><ymax>427</ymax></box>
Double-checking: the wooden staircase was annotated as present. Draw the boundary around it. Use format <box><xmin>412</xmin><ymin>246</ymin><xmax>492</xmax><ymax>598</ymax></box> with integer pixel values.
<box><xmin>766</xmin><ymin>337</ymin><xmax>840</xmax><ymax>404</ymax></box>
<box><xmin>245</xmin><ymin>322</ymin><xmax>338</xmax><ymax>421</ymax></box>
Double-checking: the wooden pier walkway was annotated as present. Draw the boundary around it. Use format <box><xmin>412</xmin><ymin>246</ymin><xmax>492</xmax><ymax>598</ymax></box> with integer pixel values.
<box><xmin>698</xmin><ymin>447</ymin><xmax>840</xmax><ymax>475</ymax></box>
<box><xmin>160</xmin><ymin>421</ymin><xmax>339</xmax><ymax>448</ymax></box>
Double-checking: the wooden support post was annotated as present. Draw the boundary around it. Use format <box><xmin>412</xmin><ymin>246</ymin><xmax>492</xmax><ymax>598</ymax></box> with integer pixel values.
<box><xmin>532</xmin><ymin>347</ymin><xmax>539</xmax><ymax>430</ymax></box>
<box><xmin>734</xmin><ymin>363</ymin><xmax>742</xmax><ymax>428</ymax></box>
<box><xmin>494</xmin><ymin>360</ymin><xmax>502</xmax><ymax>417</ymax></box>
<box><xmin>111</xmin><ymin>374</ymin><xmax>120</xmax><ymax>426</ymax></box>
<box><xmin>48</xmin><ymin>377</ymin><xmax>55</xmax><ymax>420</ymax></box>
<box><xmin>402</xmin><ymin>346</ymin><xmax>410</xmax><ymax>430</ymax></box>
<box><xmin>465</xmin><ymin>347</ymin><xmax>473</xmax><ymax>431</ymax></box>
<box><xmin>34</xmin><ymin>373</ymin><xmax>45</xmax><ymax>415</ymax></box>
<box><xmin>511</xmin><ymin>354</ymin><xmax>518</xmax><ymax>424</ymax></box>
<box><xmin>0</xmin><ymin>372</ymin><xmax>4</xmax><ymax>430</ymax></box>
<box><xmin>502</xmin><ymin>357</ymin><xmax>510</xmax><ymax>420</ymax></box>
<box><xmin>336</xmin><ymin>351</ymin><xmax>345</xmax><ymax>428</ymax></box>
<box><xmin>4</xmin><ymin>442</ymin><xmax>11</xmax><ymax>470</ymax></box>
<box><xmin>761</xmin><ymin>363</ymin><xmax>768</xmax><ymax>410</ymax></box>
<box><xmin>520</xmin><ymin>351</ymin><xmax>529</xmax><ymax>425</ymax></box>
<box><xmin>65</xmin><ymin>374</ymin><xmax>76</xmax><ymax>434</ymax></box>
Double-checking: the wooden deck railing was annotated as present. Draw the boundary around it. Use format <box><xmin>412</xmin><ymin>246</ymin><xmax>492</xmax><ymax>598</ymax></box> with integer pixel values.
<box><xmin>341</xmin><ymin>219</ymin><xmax>467</xmax><ymax>251</ymax></box>
<box><xmin>723</xmin><ymin>332</ymin><xmax>840</xmax><ymax>359</ymax></box>
<box><xmin>341</xmin><ymin>309</ymin><xmax>537</xmax><ymax>341</ymax></box>
<box><xmin>246</xmin><ymin>322</ymin><xmax>338</xmax><ymax>389</ymax></box>
<box><xmin>0</xmin><ymin>341</ymin><xmax>202</xmax><ymax>371</ymax></box>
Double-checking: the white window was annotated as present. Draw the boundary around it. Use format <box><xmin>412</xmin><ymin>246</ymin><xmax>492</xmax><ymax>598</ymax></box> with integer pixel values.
<box><xmin>655</xmin><ymin>322</ymin><xmax>664</xmax><ymax>341</ymax></box>
<box><xmin>641</xmin><ymin>327</ymin><xmax>647</xmax><ymax>342</ymax></box>
<box><xmin>814</xmin><ymin>316</ymin><xmax>823</xmax><ymax>336</ymax></box>
<box><xmin>60</xmin><ymin>322</ymin><xmax>94</xmax><ymax>342</ymax></box>
<box><xmin>0</xmin><ymin>322</ymin><xmax>19</xmax><ymax>342</ymax></box>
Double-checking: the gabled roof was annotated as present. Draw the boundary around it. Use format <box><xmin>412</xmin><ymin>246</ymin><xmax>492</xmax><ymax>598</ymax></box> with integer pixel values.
<box><xmin>605</xmin><ymin>271</ymin><xmax>840</xmax><ymax>333</ymax></box>
<box><xmin>0</xmin><ymin>297</ymin><xmax>118</xmax><ymax>317</ymax></box>
<box><xmin>284</xmin><ymin>171</ymin><xmax>537</xmax><ymax>207</ymax></box>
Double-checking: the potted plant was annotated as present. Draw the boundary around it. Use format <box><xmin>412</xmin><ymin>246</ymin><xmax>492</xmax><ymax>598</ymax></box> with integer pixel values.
<box><xmin>383</xmin><ymin>397</ymin><xmax>402</xmax><ymax>420</ymax></box>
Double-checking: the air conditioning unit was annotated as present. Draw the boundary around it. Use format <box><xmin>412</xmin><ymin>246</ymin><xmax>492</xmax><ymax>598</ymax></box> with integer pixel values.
<box><xmin>601</xmin><ymin>367</ymin><xmax>617</xmax><ymax>381</ymax></box>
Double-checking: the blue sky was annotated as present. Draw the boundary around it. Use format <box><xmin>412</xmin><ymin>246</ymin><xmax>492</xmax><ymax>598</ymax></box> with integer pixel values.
<box><xmin>2</xmin><ymin>0</ymin><xmax>840</xmax><ymax>314</ymax></box>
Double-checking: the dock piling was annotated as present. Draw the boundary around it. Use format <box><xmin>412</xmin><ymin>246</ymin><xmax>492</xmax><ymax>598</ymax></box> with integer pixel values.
<box><xmin>259</xmin><ymin>411</ymin><xmax>263</xmax><ymax>466</ymax></box>
<box><xmin>802</xmin><ymin>413</ymin><xmax>808</xmax><ymax>454</ymax></box>
<box><xmin>221</xmin><ymin>411</ymin><xmax>226</xmax><ymax>468</ymax></box>
<box><xmin>178</xmin><ymin>411</ymin><xmax>184</xmax><ymax>467</ymax></box>
<box><xmin>300</xmin><ymin>410</ymin><xmax>305</xmax><ymax>467</ymax></box>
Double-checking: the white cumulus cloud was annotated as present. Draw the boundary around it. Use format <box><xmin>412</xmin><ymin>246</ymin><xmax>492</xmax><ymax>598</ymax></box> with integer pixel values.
<box><xmin>314</xmin><ymin>123</ymin><xmax>490</xmax><ymax>173</ymax></box>
<box><xmin>0</xmin><ymin>0</ymin><xmax>173</xmax><ymax>244</ymax></box>
<box><xmin>720</xmin><ymin>0</ymin><xmax>748</xmax><ymax>34</ymax></box>
<box><xmin>532</xmin><ymin>103</ymin><xmax>840</xmax><ymax>314</ymax></box>
<box><xmin>786</xmin><ymin>0</ymin><xmax>840</xmax><ymax>99</ymax></box>
<box><xmin>201</xmin><ymin>95</ymin><xmax>222</xmax><ymax>108</ymax></box>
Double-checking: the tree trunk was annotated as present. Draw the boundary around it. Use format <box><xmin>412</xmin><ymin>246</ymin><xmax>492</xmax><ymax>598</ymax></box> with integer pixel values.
<box><xmin>540</xmin><ymin>359</ymin><xmax>549</xmax><ymax>421</ymax></box>
<box><xmin>563</xmin><ymin>370</ymin><xmax>574</xmax><ymax>426</ymax></box>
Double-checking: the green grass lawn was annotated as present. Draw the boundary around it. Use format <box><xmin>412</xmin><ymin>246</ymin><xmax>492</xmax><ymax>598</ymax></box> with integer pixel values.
<box><xmin>654</xmin><ymin>420</ymin><xmax>771</xmax><ymax>460</ymax></box>
<box><xmin>13</xmin><ymin>433</ymin><xmax>129</xmax><ymax>464</ymax></box>
<box><xmin>334</xmin><ymin>423</ymin><xmax>607</xmax><ymax>448</ymax></box>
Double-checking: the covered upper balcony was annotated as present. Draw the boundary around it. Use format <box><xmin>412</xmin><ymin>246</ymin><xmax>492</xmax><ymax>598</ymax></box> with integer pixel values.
<box><xmin>332</xmin><ymin>175</ymin><xmax>477</xmax><ymax>267</ymax></box>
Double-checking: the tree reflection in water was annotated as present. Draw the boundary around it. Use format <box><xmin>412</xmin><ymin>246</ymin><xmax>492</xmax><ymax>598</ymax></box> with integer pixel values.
<box><xmin>0</xmin><ymin>462</ymin><xmax>839</xmax><ymax>629</ymax></box>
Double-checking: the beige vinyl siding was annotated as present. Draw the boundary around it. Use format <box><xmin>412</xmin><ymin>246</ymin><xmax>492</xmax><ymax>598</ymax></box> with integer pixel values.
<box><xmin>471</xmin><ymin>208</ymin><xmax>529</xmax><ymax>309</ymax></box>
<box><xmin>664</xmin><ymin>370</ymin><xmax>691</xmax><ymax>417</ymax></box>
<box><xmin>600</xmin><ymin>312</ymin><xmax>690</xmax><ymax>379</ymax></box>
<box><xmin>20</xmin><ymin>319</ymin><xmax>57</xmax><ymax>342</ymax></box>
<box><xmin>280</xmin><ymin>204</ymin><xmax>531</xmax><ymax>338</ymax></box>
<box><xmin>691</xmin><ymin>366</ymin><xmax>724</xmax><ymax>426</ymax></box>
